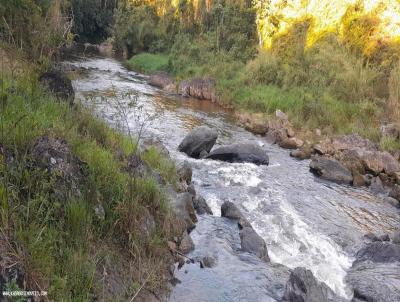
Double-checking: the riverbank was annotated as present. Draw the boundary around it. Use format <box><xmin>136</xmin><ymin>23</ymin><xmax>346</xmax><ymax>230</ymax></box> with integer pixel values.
<box><xmin>124</xmin><ymin>53</ymin><xmax>400</xmax><ymax>201</ymax></box>
<box><xmin>0</xmin><ymin>50</ymin><xmax>199</xmax><ymax>301</ymax></box>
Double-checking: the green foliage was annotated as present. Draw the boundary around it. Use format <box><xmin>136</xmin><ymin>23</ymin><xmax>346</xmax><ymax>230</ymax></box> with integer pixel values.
<box><xmin>0</xmin><ymin>71</ymin><xmax>175</xmax><ymax>299</ymax></box>
<box><xmin>126</xmin><ymin>53</ymin><xmax>170</xmax><ymax>74</ymax></box>
<box><xmin>71</xmin><ymin>0</ymin><xmax>117</xmax><ymax>42</ymax></box>
<box><xmin>142</xmin><ymin>147</ymin><xmax>177</xmax><ymax>186</ymax></box>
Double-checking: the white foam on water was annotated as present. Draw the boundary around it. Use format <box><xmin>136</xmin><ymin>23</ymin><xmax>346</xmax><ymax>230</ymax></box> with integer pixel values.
<box><xmin>213</xmin><ymin>164</ymin><xmax>262</xmax><ymax>187</ymax></box>
<box><xmin>253</xmin><ymin>198</ymin><xmax>354</xmax><ymax>299</ymax></box>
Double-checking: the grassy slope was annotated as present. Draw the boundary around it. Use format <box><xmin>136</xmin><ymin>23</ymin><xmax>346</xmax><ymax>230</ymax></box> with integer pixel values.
<box><xmin>126</xmin><ymin>53</ymin><xmax>169</xmax><ymax>74</ymax></box>
<box><xmin>0</xmin><ymin>68</ymin><xmax>178</xmax><ymax>300</ymax></box>
<box><xmin>126</xmin><ymin>48</ymin><xmax>400</xmax><ymax>149</ymax></box>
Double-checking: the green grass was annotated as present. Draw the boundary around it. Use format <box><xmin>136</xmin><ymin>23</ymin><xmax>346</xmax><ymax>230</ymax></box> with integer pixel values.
<box><xmin>126</xmin><ymin>53</ymin><xmax>169</xmax><ymax>74</ymax></box>
<box><xmin>0</xmin><ymin>70</ymin><xmax>177</xmax><ymax>300</ymax></box>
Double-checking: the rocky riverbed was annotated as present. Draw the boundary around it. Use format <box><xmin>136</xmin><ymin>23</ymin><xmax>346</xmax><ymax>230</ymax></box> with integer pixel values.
<box><xmin>66</xmin><ymin>57</ymin><xmax>400</xmax><ymax>302</ymax></box>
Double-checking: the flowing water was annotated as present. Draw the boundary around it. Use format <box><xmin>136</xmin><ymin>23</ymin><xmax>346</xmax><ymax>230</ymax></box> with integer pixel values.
<box><xmin>66</xmin><ymin>57</ymin><xmax>400</xmax><ymax>301</ymax></box>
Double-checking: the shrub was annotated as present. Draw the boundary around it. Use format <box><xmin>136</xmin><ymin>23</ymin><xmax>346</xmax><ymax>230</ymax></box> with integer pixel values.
<box><xmin>126</xmin><ymin>53</ymin><xmax>170</xmax><ymax>74</ymax></box>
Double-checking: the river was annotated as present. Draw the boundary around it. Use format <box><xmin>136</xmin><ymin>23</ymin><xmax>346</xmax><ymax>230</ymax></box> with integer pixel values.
<box><xmin>66</xmin><ymin>57</ymin><xmax>399</xmax><ymax>302</ymax></box>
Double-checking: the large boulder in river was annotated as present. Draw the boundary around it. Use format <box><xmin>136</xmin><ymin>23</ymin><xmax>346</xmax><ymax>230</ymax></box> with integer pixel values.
<box><xmin>178</xmin><ymin>126</ymin><xmax>218</xmax><ymax>158</ymax></box>
<box><xmin>347</xmin><ymin>261</ymin><xmax>400</xmax><ymax>302</ymax></box>
<box><xmin>239</xmin><ymin>227</ymin><xmax>270</xmax><ymax>262</ymax></box>
<box><xmin>221</xmin><ymin>201</ymin><xmax>251</xmax><ymax>228</ymax></box>
<box><xmin>346</xmin><ymin>241</ymin><xmax>400</xmax><ymax>302</ymax></box>
<box><xmin>193</xmin><ymin>195</ymin><xmax>213</xmax><ymax>215</ymax></box>
<box><xmin>283</xmin><ymin>267</ymin><xmax>346</xmax><ymax>302</ymax></box>
<box><xmin>309</xmin><ymin>156</ymin><xmax>353</xmax><ymax>184</ymax></box>
<box><xmin>355</xmin><ymin>242</ymin><xmax>400</xmax><ymax>263</ymax></box>
<box><xmin>206</xmin><ymin>143</ymin><xmax>269</xmax><ymax>165</ymax></box>
<box><xmin>39</xmin><ymin>70</ymin><xmax>74</xmax><ymax>104</ymax></box>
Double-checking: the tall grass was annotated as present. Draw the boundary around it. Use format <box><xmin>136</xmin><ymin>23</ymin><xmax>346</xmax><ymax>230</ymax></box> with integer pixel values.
<box><xmin>0</xmin><ymin>67</ymin><xmax>177</xmax><ymax>299</ymax></box>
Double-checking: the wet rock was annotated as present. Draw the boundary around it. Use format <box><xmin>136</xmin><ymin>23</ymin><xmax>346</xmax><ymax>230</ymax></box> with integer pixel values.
<box><xmin>200</xmin><ymin>256</ymin><xmax>216</xmax><ymax>268</ymax></box>
<box><xmin>279</xmin><ymin>137</ymin><xmax>304</xmax><ymax>150</ymax></box>
<box><xmin>206</xmin><ymin>143</ymin><xmax>269</xmax><ymax>165</ymax></box>
<box><xmin>389</xmin><ymin>185</ymin><xmax>400</xmax><ymax>201</ymax></box>
<box><xmin>221</xmin><ymin>201</ymin><xmax>251</xmax><ymax>229</ymax></box>
<box><xmin>355</xmin><ymin>242</ymin><xmax>400</xmax><ymax>263</ymax></box>
<box><xmin>179</xmin><ymin>231</ymin><xmax>194</xmax><ymax>254</ymax></box>
<box><xmin>178</xmin><ymin>126</ymin><xmax>218</xmax><ymax>158</ymax></box>
<box><xmin>364</xmin><ymin>232</ymin><xmax>390</xmax><ymax>242</ymax></box>
<box><xmin>32</xmin><ymin>136</ymin><xmax>84</xmax><ymax>198</ymax></box>
<box><xmin>177</xmin><ymin>161</ymin><xmax>192</xmax><ymax>185</ymax></box>
<box><xmin>178</xmin><ymin>78</ymin><xmax>217</xmax><ymax>101</ymax></box>
<box><xmin>309</xmin><ymin>156</ymin><xmax>353</xmax><ymax>184</ymax></box>
<box><xmin>169</xmin><ymin>192</ymin><xmax>197</xmax><ymax>232</ymax></box>
<box><xmin>149</xmin><ymin>72</ymin><xmax>175</xmax><ymax>91</ymax></box>
<box><xmin>187</xmin><ymin>183</ymin><xmax>196</xmax><ymax>196</ymax></box>
<box><xmin>370</xmin><ymin>177</ymin><xmax>386</xmax><ymax>194</ymax></box>
<box><xmin>39</xmin><ymin>69</ymin><xmax>74</xmax><ymax>104</ymax></box>
<box><xmin>381</xmin><ymin>123</ymin><xmax>400</xmax><ymax>139</ymax></box>
<box><xmin>193</xmin><ymin>195</ymin><xmax>213</xmax><ymax>215</ymax></box>
<box><xmin>347</xmin><ymin>261</ymin><xmax>400</xmax><ymax>302</ymax></box>
<box><xmin>392</xmin><ymin>231</ymin><xmax>400</xmax><ymax>244</ymax></box>
<box><xmin>239</xmin><ymin>227</ymin><xmax>270</xmax><ymax>262</ymax></box>
<box><xmin>283</xmin><ymin>267</ymin><xmax>345</xmax><ymax>302</ymax></box>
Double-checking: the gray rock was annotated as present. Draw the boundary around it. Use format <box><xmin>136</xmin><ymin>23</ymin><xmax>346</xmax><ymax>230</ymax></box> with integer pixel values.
<box><xmin>347</xmin><ymin>261</ymin><xmax>400</xmax><ymax>302</ymax></box>
<box><xmin>309</xmin><ymin>156</ymin><xmax>353</xmax><ymax>184</ymax></box>
<box><xmin>32</xmin><ymin>136</ymin><xmax>84</xmax><ymax>199</ymax></box>
<box><xmin>206</xmin><ymin>143</ymin><xmax>269</xmax><ymax>165</ymax></box>
<box><xmin>178</xmin><ymin>126</ymin><xmax>218</xmax><ymax>158</ymax></box>
<box><xmin>283</xmin><ymin>267</ymin><xmax>346</xmax><ymax>302</ymax></box>
<box><xmin>177</xmin><ymin>161</ymin><xmax>192</xmax><ymax>185</ymax></box>
<box><xmin>239</xmin><ymin>227</ymin><xmax>270</xmax><ymax>262</ymax></box>
<box><xmin>355</xmin><ymin>242</ymin><xmax>400</xmax><ymax>263</ymax></box>
<box><xmin>39</xmin><ymin>69</ymin><xmax>75</xmax><ymax>104</ymax></box>
<box><xmin>221</xmin><ymin>201</ymin><xmax>251</xmax><ymax>229</ymax></box>
<box><xmin>389</xmin><ymin>185</ymin><xmax>400</xmax><ymax>201</ymax></box>
<box><xmin>193</xmin><ymin>196</ymin><xmax>213</xmax><ymax>215</ymax></box>
<box><xmin>364</xmin><ymin>232</ymin><xmax>390</xmax><ymax>242</ymax></box>
<box><xmin>370</xmin><ymin>177</ymin><xmax>386</xmax><ymax>194</ymax></box>
<box><xmin>200</xmin><ymin>256</ymin><xmax>216</xmax><ymax>268</ymax></box>
<box><xmin>169</xmin><ymin>191</ymin><xmax>197</xmax><ymax>232</ymax></box>
<box><xmin>179</xmin><ymin>231</ymin><xmax>194</xmax><ymax>254</ymax></box>
<box><xmin>392</xmin><ymin>231</ymin><xmax>400</xmax><ymax>244</ymax></box>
